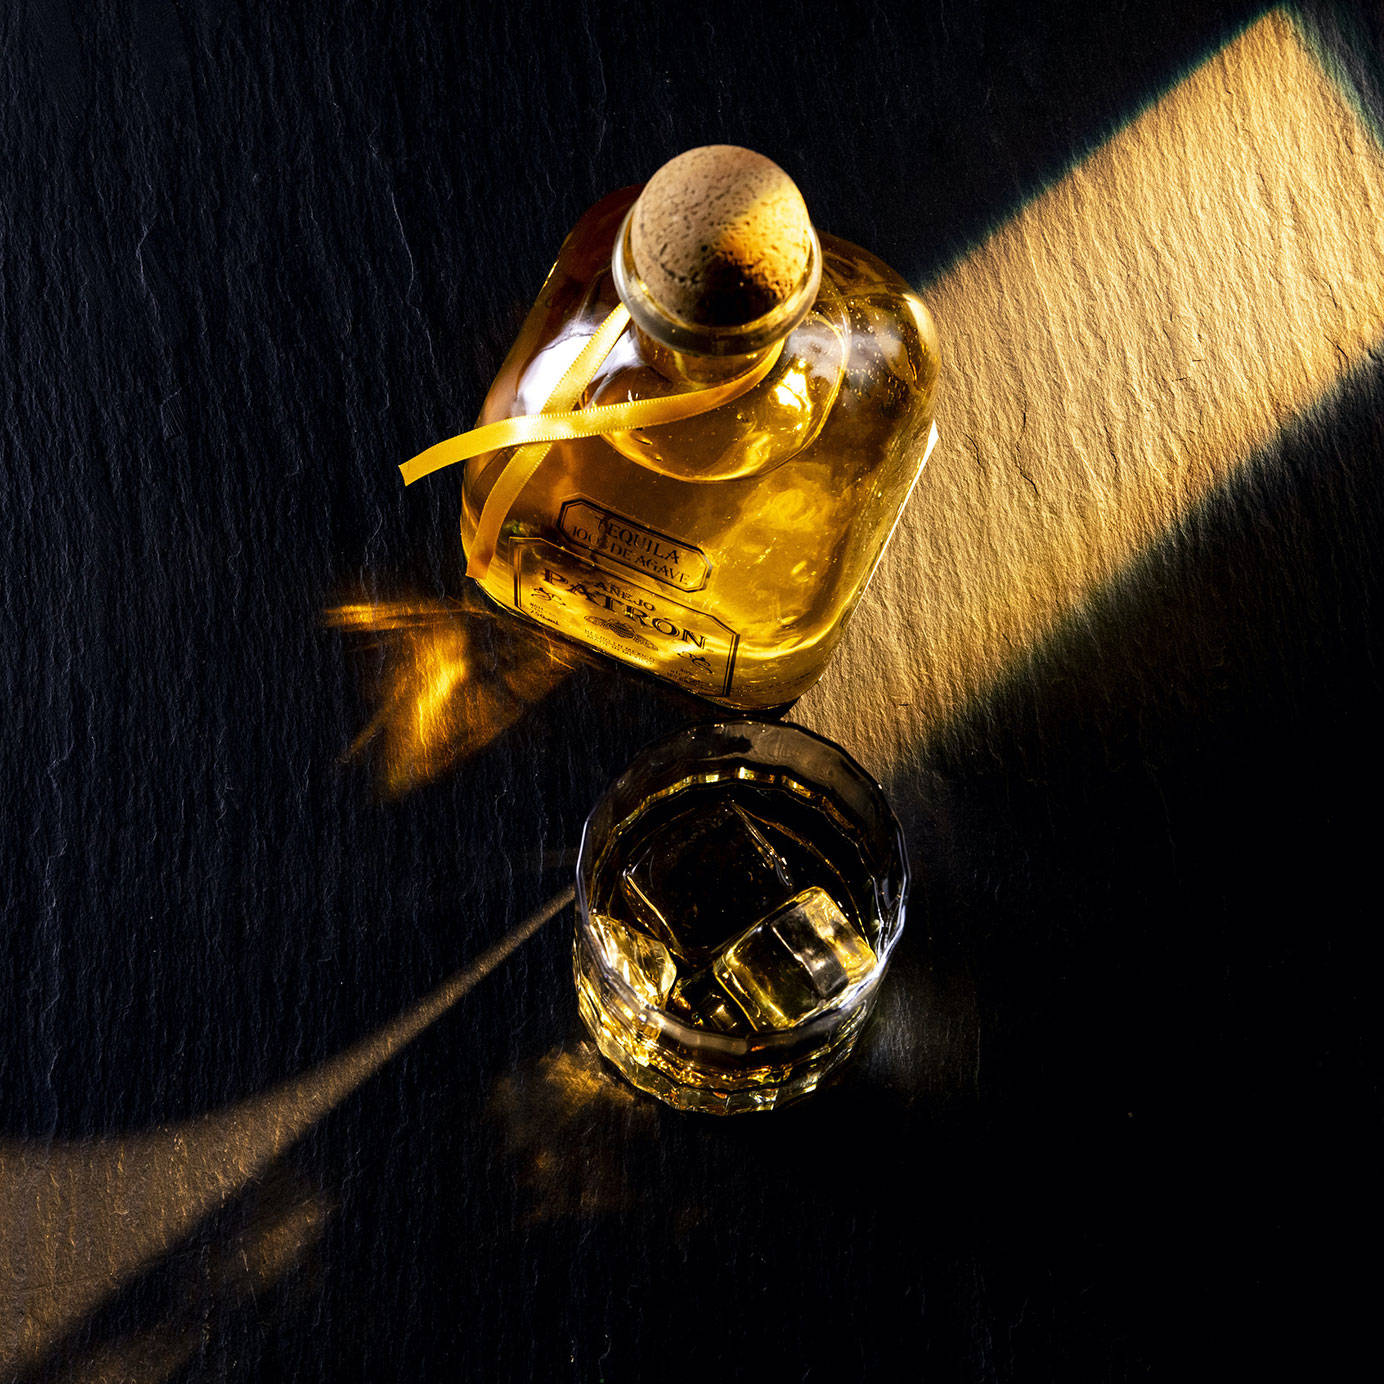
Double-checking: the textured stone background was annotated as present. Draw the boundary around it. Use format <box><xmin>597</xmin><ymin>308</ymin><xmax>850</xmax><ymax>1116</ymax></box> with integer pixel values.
<box><xmin>3</xmin><ymin>2</ymin><xmax>1381</xmax><ymax>1380</ymax></box>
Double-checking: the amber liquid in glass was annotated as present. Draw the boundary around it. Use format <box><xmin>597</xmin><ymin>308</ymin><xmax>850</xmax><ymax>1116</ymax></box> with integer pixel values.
<box><xmin>461</xmin><ymin>187</ymin><xmax>939</xmax><ymax>709</ymax></box>
<box><xmin>574</xmin><ymin>772</ymin><xmax>884</xmax><ymax>1113</ymax></box>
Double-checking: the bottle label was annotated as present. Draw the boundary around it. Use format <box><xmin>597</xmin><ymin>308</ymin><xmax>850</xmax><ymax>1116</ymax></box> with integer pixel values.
<box><xmin>557</xmin><ymin>497</ymin><xmax>711</xmax><ymax>592</ymax></box>
<box><xmin>511</xmin><ymin>538</ymin><xmax>738</xmax><ymax>698</ymax></box>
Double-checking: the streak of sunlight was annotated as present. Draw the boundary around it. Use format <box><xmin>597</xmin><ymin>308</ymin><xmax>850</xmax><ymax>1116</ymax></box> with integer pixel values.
<box><xmin>800</xmin><ymin>10</ymin><xmax>1384</xmax><ymax>766</ymax></box>
<box><xmin>0</xmin><ymin>889</ymin><xmax>572</xmax><ymax>1378</ymax></box>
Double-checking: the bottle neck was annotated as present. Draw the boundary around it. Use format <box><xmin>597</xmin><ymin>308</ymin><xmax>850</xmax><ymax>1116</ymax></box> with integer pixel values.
<box><xmin>611</xmin><ymin>207</ymin><xmax>822</xmax><ymax>362</ymax></box>
<box><xmin>632</xmin><ymin>325</ymin><xmax>773</xmax><ymax>386</ymax></box>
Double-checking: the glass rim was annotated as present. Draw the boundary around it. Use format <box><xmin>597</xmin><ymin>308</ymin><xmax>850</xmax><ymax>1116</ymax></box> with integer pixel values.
<box><xmin>575</xmin><ymin>718</ymin><xmax>910</xmax><ymax>1051</ymax></box>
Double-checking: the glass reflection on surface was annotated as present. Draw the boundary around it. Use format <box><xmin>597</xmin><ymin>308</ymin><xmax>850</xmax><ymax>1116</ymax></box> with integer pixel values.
<box><xmin>327</xmin><ymin>586</ymin><xmax>585</xmax><ymax>795</ymax></box>
<box><xmin>488</xmin><ymin>1042</ymin><xmax>658</xmax><ymax>1223</ymax></box>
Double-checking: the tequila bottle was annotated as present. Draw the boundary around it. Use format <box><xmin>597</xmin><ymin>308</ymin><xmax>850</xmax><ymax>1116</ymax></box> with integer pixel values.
<box><xmin>456</xmin><ymin>146</ymin><xmax>940</xmax><ymax>709</ymax></box>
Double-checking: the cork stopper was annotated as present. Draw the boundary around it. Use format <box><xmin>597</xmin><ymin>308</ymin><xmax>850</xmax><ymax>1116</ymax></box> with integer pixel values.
<box><xmin>629</xmin><ymin>146</ymin><xmax>814</xmax><ymax>329</ymax></box>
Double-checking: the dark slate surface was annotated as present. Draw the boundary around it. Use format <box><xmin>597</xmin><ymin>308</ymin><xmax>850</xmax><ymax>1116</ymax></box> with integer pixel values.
<box><xmin>2</xmin><ymin>2</ymin><xmax>1379</xmax><ymax>1380</ymax></box>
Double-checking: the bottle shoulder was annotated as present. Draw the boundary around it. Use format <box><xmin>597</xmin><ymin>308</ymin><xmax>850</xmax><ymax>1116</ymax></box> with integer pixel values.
<box><xmin>475</xmin><ymin>186</ymin><xmax>638</xmax><ymax>425</ymax></box>
<box><xmin>819</xmin><ymin>234</ymin><xmax>941</xmax><ymax>403</ymax></box>
<box><xmin>551</xmin><ymin>185</ymin><xmax>641</xmax><ymax>282</ymax></box>
<box><xmin>478</xmin><ymin>196</ymin><xmax>939</xmax><ymax>478</ymax></box>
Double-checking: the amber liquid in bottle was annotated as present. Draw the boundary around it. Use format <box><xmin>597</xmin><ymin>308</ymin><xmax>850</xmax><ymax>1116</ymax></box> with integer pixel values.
<box><xmin>460</xmin><ymin>187</ymin><xmax>939</xmax><ymax>709</ymax></box>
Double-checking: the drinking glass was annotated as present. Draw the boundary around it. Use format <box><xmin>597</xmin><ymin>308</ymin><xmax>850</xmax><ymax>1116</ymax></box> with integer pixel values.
<box><xmin>574</xmin><ymin>720</ymin><xmax>909</xmax><ymax>1114</ymax></box>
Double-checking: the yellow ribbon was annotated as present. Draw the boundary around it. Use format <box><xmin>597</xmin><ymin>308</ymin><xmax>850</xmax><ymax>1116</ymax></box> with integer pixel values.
<box><xmin>398</xmin><ymin>304</ymin><xmax>785</xmax><ymax>581</ymax></box>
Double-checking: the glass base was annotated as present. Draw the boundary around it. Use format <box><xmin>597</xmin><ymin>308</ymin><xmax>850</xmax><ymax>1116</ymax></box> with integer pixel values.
<box><xmin>574</xmin><ymin>936</ymin><xmax>875</xmax><ymax>1115</ymax></box>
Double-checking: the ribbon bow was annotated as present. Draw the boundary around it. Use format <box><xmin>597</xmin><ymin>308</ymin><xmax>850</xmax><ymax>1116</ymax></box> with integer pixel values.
<box><xmin>399</xmin><ymin>304</ymin><xmax>784</xmax><ymax>581</ymax></box>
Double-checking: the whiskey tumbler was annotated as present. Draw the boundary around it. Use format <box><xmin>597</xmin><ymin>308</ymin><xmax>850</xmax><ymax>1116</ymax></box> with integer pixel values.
<box><xmin>574</xmin><ymin>720</ymin><xmax>908</xmax><ymax>1114</ymax></box>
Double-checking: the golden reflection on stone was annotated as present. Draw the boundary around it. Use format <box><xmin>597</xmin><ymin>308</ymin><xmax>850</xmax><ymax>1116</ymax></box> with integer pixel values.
<box><xmin>488</xmin><ymin>1041</ymin><xmax>658</xmax><ymax>1223</ymax></box>
<box><xmin>327</xmin><ymin>586</ymin><xmax>585</xmax><ymax>797</ymax></box>
<box><xmin>800</xmin><ymin>9</ymin><xmax>1384</xmax><ymax>766</ymax></box>
<box><xmin>0</xmin><ymin>889</ymin><xmax>570</xmax><ymax>1379</ymax></box>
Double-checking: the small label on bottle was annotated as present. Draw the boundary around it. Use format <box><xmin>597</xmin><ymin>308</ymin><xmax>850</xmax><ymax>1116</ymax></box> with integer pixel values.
<box><xmin>512</xmin><ymin>539</ymin><xmax>738</xmax><ymax>698</ymax></box>
<box><xmin>557</xmin><ymin>498</ymin><xmax>712</xmax><ymax>592</ymax></box>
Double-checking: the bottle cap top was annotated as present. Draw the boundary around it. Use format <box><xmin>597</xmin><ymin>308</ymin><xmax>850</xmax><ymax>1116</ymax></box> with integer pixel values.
<box><xmin>628</xmin><ymin>146</ymin><xmax>815</xmax><ymax>330</ymax></box>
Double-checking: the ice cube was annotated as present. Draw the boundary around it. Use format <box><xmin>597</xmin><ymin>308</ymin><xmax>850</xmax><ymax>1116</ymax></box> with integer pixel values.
<box><xmin>589</xmin><ymin>911</ymin><xmax>676</xmax><ymax>1008</ymax></box>
<box><xmin>619</xmin><ymin>799</ymin><xmax>796</xmax><ymax>965</ymax></box>
<box><xmin>667</xmin><ymin>969</ymin><xmax>751</xmax><ymax>1035</ymax></box>
<box><xmin>712</xmin><ymin>886</ymin><xmax>876</xmax><ymax>1030</ymax></box>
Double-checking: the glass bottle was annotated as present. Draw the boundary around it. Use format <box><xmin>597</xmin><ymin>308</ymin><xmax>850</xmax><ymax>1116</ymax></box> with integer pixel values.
<box><xmin>456</xmin><ymin>146</ymin><xmax>940</xmax><ymax>709</ymax></box>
